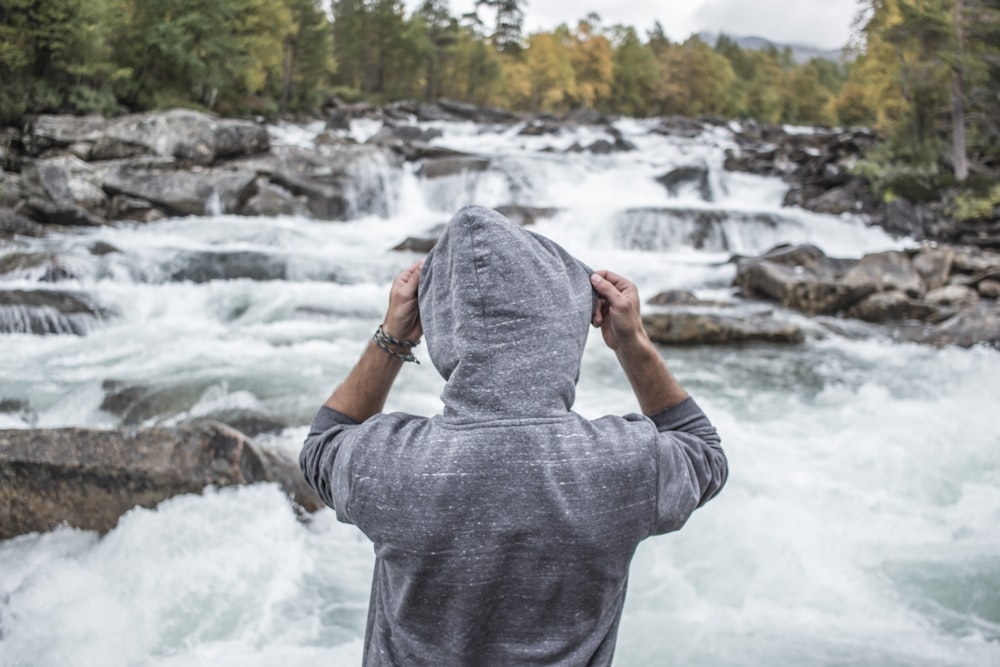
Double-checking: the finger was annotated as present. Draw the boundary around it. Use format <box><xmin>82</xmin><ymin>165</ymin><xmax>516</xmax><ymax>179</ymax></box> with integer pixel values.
<box><xmin>590</xmin><ymin>272</ymin><xmax>625</xmax><ymax>304</ymax></box>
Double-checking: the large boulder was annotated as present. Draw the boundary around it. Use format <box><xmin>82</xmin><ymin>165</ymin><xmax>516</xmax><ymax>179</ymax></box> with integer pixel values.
<box><xmin>656</xmin><ymin>165</ymin><xmax>712</xmax><ymax>202</ymax></box>
<box><xmin>22</xmin><ymin>111</ymin><xmax>269</xmax><ymax>165</ymax></box>
<box><xmin>733</xmin><ymin>245</ymin><xmax>873</xmax><ymax>315</ymax></box>
<box><xmin>19</xmin><ymin>156</ymin><xmax>108</xmax><ymax>225</ymax></box>
<box><xmin>0</xmin><ymin>421</ymin><xmax>322</xmax><ymax>539</ymax></box>
<box><xmin>102</xmin><ymin>165</ymin><xmax>256</xmax><ymax>217</ymax></box>
<box><xmin>840</xmin><ymin>251</ymin><xmax>925</xmax><ymax>297</ymax></box>
<box><xmin>643</xmin><ymin>310</ymin><xmax>805</xmax><ymax>345</ymax></box>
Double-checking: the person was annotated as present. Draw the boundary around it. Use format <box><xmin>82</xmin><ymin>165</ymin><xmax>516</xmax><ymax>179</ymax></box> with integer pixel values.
<box><xmin>300</xmin><ymin>205</ymin><xmax>728</xmax><ymax>666</ymax></box>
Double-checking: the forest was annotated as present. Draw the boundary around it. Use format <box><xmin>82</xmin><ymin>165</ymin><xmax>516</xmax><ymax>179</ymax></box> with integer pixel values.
<box><xmin>1</xmin><ymin>0</ymin><xmax>998</xmax><ymax>212</ymax></box>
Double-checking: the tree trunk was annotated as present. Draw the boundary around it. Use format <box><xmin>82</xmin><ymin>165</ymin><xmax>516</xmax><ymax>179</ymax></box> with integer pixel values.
<box><xmin>952</xmin><ymin>0</ymin><xmax>969</xmax><ymax>182</ymax></box>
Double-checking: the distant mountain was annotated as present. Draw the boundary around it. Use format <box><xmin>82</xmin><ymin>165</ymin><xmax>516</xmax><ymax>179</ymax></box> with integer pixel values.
<box><xmin>697</xmin><ymin>31</ymin><xmax>847</xmax><ymax>64</ymax></box>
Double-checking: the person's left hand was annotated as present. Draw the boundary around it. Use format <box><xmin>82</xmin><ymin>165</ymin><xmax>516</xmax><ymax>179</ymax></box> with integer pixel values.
<box><xmin>383</xmin><ymin>259</ymin><xmax>424</xmax><ymax>343</ymax></box>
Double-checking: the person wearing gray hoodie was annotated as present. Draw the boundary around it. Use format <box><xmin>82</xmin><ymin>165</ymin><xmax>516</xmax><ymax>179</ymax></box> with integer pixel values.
<box><xmin>300</xmin><ymin>205</ymin><xmax>727</xmax><ymax>666</ymax></box>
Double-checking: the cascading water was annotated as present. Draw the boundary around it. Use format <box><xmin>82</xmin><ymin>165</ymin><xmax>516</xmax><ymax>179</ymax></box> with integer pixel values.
<box><xmin>1</xmin><ymin>116</ymin><xmax>997</xmax><ymax>666</ymax></box>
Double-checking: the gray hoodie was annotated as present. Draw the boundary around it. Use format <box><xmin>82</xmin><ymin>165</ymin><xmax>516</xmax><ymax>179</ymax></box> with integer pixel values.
<box><xmin>300</xmin><ymin>206</ymin><xmax>727</xmax><ymax>666</ymax></box>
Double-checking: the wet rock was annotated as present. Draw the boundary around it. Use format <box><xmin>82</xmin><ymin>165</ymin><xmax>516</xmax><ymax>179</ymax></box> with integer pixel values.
<box><xmin>21</xmin><ymin>115</ymin><xmax>109</xmax><ymax>157</ymax></box>
<box><xmin>925</xmin><ymin>285</ymin><xmax>979</xmax><ymax>309</ymax></box>
<box><xmin>0</xmin><ymin>171</ymin><xmax>23</xmax><ymax>208</ymax></box>
<box><xmin>109</xmin><ymin>194</ymin><xmax>167</xmax><ymax>223</ymax></box>
<box><xmin>656</xmin><ymin>165</ymin><xmax>712</xmax><ymax>201</ymax></box>
<box><xmin>652</xmin><ymin>116</ymin><xmax>707</xmax><ymax>139</ymax></box>
<box><xmin>89</xmin><ymin>241</ymin><xmax>121</xmax><ymax>256</ymax></box>
<box><xmin>393</xmin><ymin>236</ymin><xmax>438</xmax><ymax>253</ymax></box>
<box><xmin>99</xmin><ymin>380</ymin><xmax>216</xmax><ymax>426</ymax></box>
<box><xmin>734</xmin><ymin>245</ymin><xmax>873</xmax><ymax>315</ymax></box>
<box><xmin>840</xmin><ymin>251</ymin><xmax>925</xmax><ymax>298</ymax></box>
<box><xmin>20</xmin><ymin>156</ymin><xmax>109</xmax><ymax>224</ymax></box>
<box><xmin>417</xmin><ymin>156</ymin><xmax>491</xmax><ymax>179</ymax></box>
<box><xmin>103</xmin><ymin>166</ymin><xmax>256</xmax><ymax>217</ymax></box>
<box><xmin>494</xmin><ymin>205</ymin><xmax>560</xmax><ymax>226</ymax></box>
<box><xmin>904</xmin><ymin>305</ymin><xmax>1000</xmax><ymax>349</ymax></box>
<box><xmin>436</xmin><ymin>99</ymin><xmax>521</xmax><ymax>125</ymax></box>
<box><xmin>978</xmin><ymin>279</ymin><xmax>1000</xmax><ymax>299</ymax></box>
<box><xmin>87</xmin><ymin>110</ymin><xmax>269</xmax><ymax>164</ymax></box>
<box><xmin>239</xmin><ymin>178</ymin><xmax>309</xmax><ymax>217</ymax></box>
<box><xmin>166</xmin><ymin>250</ymin><xmax>288</xmax><ymax>283</ymax></box>
<box><xmin>643</xmin><ymin>310</ymin><xmax>805</xmax><ymax>345</ymax></box>
<box><xmin>203</xmin><ymin>409</ymin><xmax>291</xmax><ymax>438</ymax></box>
<box><xmin>912</xmin><ymin>246</ymin><xmax>956</xmax><ymax>291</ymax></box>
<box><xmin>845</xmin><ymin>291</ymin><xmax>937</xmax><ymax>323</ymax></box>
<box><xmin>0</xmin><ymin>289</ymin><xmax>114</xmax><ymax>334</ymax></box>
<box><xmin>368</xmin><ymin>122</ymin><xmax>443</xmax><ymax>146</ymax></box>
<box><xmin>783</xmin><ymin>178</ymin><xmax>875</xmax><ymax>216</ymax></box>
<box><xmin>0</xmin><ymin>420</ymin><xmax>322</xmax><ymax>539</ymax></box>
<box><xmin>0</xmin><ymin>209</ymin><xmax>44</xmax><ymax>238</ymax></box>
<box><xmin>648</xmin><ymin>291</ymin><xmax>732</xmax><ymax>307</ymax></box>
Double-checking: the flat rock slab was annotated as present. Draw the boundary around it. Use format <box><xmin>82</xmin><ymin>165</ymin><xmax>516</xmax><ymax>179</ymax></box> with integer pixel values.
<box><xmin>0</xmin><ymin>421</ymin><xmax>321</xmax><ymax>540</ymax></box>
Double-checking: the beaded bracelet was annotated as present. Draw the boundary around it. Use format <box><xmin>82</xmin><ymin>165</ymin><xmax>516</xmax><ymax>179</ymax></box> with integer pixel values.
<box><xmin>373</xmin><ymin>324</ymin><xmax>420</xmax><ymax>364</ymax></box>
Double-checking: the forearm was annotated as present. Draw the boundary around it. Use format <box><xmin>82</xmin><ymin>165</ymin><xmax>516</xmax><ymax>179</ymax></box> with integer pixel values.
<box><xmin>616</xmin><ymin>334</ymin><xmax>688</xmax><ymax>416</ymax></box>
<box><xmin>323</xmin><ymin>339</ymin><xmax>404</xmax><ymax>422</ymax></box>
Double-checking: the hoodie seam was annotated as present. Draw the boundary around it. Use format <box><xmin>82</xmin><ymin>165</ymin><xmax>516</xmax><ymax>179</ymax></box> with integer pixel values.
<box><xmin>468</xmin><ymin>216</ymin><xmax>499</xmax><ymax>403</ymax></box>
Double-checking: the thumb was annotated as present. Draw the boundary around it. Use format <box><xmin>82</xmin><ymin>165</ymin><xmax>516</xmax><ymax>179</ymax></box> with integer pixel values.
<box><xmin>590</xmin><ymin>273</ymin><xmax>622</xmax><ymax>303</ymax></box>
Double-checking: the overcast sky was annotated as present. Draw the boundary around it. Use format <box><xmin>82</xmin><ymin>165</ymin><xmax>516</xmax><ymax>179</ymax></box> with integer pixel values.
<box><xmin>410</xmin><ymin>0</ymin><xmax>861</xmax><ymax>50</ymax></box>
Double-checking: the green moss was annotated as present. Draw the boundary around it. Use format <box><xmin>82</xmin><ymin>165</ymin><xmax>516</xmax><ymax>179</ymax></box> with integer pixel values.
<box><xmin>951</xmin><ymin>184</ymin><xmax>1000</xmax><ymax>221</ymax></box>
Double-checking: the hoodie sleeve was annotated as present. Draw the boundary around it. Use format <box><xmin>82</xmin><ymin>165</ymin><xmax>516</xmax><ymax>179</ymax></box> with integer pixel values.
<box><xmin>647</xmin><ymin>397</ymin><xmax>728</xmax><ymax>535</ymax></box>
<box><xmin>299</xmin><ymin>406</ymin><xmax>363</xmax><ymax>523</ymax></box>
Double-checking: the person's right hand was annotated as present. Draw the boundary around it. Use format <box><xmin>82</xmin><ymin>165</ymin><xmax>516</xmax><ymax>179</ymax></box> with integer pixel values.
<box><xmin>383</xmin><ymin>259</ymin><xmax>424</xmax><ymax>343</ymax></box>
<box><xmin>589</xmin><ymin>270</ymin><xmax>648</xmax><ymax>351</ymax></box>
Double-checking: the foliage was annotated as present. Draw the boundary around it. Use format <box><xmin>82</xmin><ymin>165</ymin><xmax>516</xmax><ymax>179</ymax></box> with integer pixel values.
<box><xmin>1</xmin><ymin>0</ymin><xmax>996</xmax><ymax>219</ymax></box>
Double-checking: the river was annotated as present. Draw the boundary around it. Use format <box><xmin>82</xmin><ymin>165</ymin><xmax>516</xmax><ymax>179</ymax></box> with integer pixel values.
<box><xmin>1</xmin><ymin>117</ymin><xmax>998</xmax><ymax>666</ymax></box>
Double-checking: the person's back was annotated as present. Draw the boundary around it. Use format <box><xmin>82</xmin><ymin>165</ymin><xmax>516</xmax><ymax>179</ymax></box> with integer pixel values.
<box><xmin>301</xmin><ymin>206</ymin><xmax>727</xmax><ymax>665</ymax></box>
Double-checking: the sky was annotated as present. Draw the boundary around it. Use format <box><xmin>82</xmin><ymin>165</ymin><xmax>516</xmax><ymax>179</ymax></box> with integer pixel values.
<box><xmin>408</xmin><ymin>0</ymin><xmax>862</xmax><ymax>51</ymax></box>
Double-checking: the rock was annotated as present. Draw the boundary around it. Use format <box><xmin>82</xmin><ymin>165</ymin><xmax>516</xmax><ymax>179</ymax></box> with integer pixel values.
<box><xmin>912</xmin><ymin>246</ymin><xmax>956</xmax><ymax>291</ymax></box>
<box><xmin>0</xmin><ymin>209</ymin><xmax>44</xmax><ymax>238</ymax></box>
<box><xmin>656</xmin><ymin>165</ymin><xmax>712</xmax><ymax>201</ymax></box>
<box><xmin>89</xmin><ymin>241</ymin><xmax>121</xmax><ymax>256</ymax></box>
<box><xmin>642</xmin><ymin>310</ymin><xmax>805</xmax><ymax>345</ymax></box>
<box><xmin>166</xmin><ymin>250</ymin><xmax>288</xmax><ymax>283</ymax></box>
<box><xmin>734</xmin><ymin>245</ymin><xmax>873</xmax><ymax>315</ymax></box>
<box><xmin>88</xmin><ymin>110</ymin><xmax>269</xmax><ymax>164</ymax></box>
<box><xmin>368</xmin><ymin>122</ymin><xmax>443</xmax><ymax>146</ymax></box>
<box><xmin>202</xmin><ymin>409</ymin><xmax>291</xmax><ymax>438</ymax></box>
<box><xmin>735</xmin><ymin>259</ymin><xmax>873</xmax><ymax>315</ymax></box>
<box><xmin>647</xmin><ymin>291</ymin><xmax>731</xmax><ymax>307</ymax></box>
<box><xmin>840</xmin><ymin>251</ymin><xmax>925</xmax><ymax>298</ymax></box>
<box><xmin>436</xmin><ymin>99</ymin><xmax>521</xmax><ymax>125</ymax></box>
<box><xmin>905</xmin><ymin>305</ymin><xmax>1000</xmax><ymax>349</ymax></box>
<box><xmin>21</xmin><ymin>115</ymin><xmax>109</xmax><ymax>157</ymax></box>
<box><xmin>845</xmin><ymin>291</ymin><xmax>937</xmax><ymax>323</ymax></box>
<box><xmin>0</xmin><ymin>399</ymin><xmax>37</xmax><ymax>427</ymax></box>
<box><xmin>880</xmin><ymin>198</ymin><xmax>949</xmax><ymax>241</ymax></box>
<box><xmin>652</xmin><ymin>116</ymin><xmax>707</xmax><ymax>139</ymax></box>
<box><xmin>0</xmin><ymin>289</ymin><xmax>114</xmax><ymax>334</ymax></box>
<box><xmin>238</xmin><ymin>143</ymin><xmax>398</xmax><ymax>220</ymax></box>
<box><xmin>109</xmin><ymin>194</ymin><xmax>167</xmax><ymax>223</ymax></box>
<box><xmin>0</xmin><ymin>170</ymin><xmax>23</xmax><ymax>208</ymax></box>
<box><xmin>494</xmin><ymin>205</ymin><xmax>560</xmax><ymax>226</ymax></box>
<box><xmin>783</xmin><ymin>178</ymin><xmax>875</xmax><ymax>216</ymax></box>
<box><xmin>100</xmin><ymin>380</ymin><xmax>217</xmax><ymax>426</ymax></box>
<box><xmin>20</xmin><ymin>156</ymin><xmax>109</xmax><ymax>224</ymax></box>
<box><xmin>925</xmin><ymin>284</ymin><xmax>979</xmax><ymax>308</ymax></box>
<box><xmin>417</xmin><ymin>156</ymin><xmax>491</xmax><ymax>179</ymax></box>
<box><xmin>978</xmin><ymin>279</ymin><xmax>1000</xmax><ymax>299</ymax></box>
<box><xmin>239</xmin><ymin>178</ymin><xmax>309</xmax><ymax>217</ymax></box>
<box><xmin>0</xmin><ymin>420</ymin><xmax>322</xmax><ymax>539</ymax></box>
<box><xmin>0</xmin><ymin>252</ymin><xmax>72</xmax><ymax>281</ymax></box>
<box><xmin>102</xmin><ymin>166</ymin><xmax>256</xmax><ymax>217</ymax></box>
<box><xmin>519</xmin><ymin>118</ymin><xmax>563</xmax><ymax>136</ymax></box>
<box><xmin>393</xmin><ymin>236</ymin><xmax>438</xmax><ymax>253</ymax></box>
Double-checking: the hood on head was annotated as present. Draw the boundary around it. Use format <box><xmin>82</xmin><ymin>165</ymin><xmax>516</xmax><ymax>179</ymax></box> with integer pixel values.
<box><xmin>418</xmin><ymin>206</ymin><xmax>594</xmax><ymax>420</ymax></box>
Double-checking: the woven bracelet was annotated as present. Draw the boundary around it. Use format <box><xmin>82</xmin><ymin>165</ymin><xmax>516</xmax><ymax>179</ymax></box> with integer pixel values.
<box><xmin>373</xmin><ymin>325</ymin><xmax>420</xmax><ymax>364</ymax></box>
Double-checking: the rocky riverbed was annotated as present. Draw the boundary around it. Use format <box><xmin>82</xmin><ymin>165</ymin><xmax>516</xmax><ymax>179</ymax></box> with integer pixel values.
<box><xmin>2</xmin><ymin>103</ymin><xmax>998</xmax><ymax>540</ymax></box>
